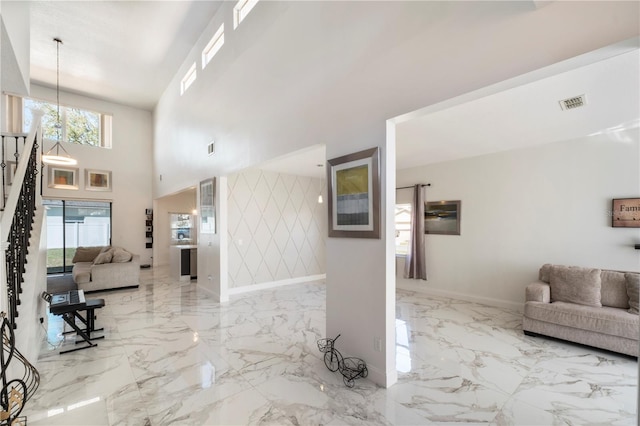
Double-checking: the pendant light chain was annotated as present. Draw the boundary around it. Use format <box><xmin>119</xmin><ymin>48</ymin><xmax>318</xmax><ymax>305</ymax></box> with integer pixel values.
<box><xmin>55</xmin><ymin>38</ymin><xmax>62</xmax><ymax>145</ymax></box>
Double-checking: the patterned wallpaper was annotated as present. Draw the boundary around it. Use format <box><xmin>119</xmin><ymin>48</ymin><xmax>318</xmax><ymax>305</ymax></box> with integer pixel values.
<box><xmin>227</xmin><ymin>169</ymin><xmax>326</xmax><ymax>288</ymax></box>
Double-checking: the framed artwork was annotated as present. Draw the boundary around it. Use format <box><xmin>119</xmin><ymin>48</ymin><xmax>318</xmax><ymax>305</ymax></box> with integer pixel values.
<box><xmin>200</xmin><ymin>178</ymin><xmax>216</xmax><ymax>234</ymax></box>
<box><xmin>424</xmin><ymin>200</ymin><xmax>461</xmax><ymax>235</ymax></box>
<box><xmin>327</xmin><ymin>147</ymin><xmax>380</xmax><ymax>238</ymax></box>
<box><xmin>612</xmin><ymin>198</ymin><xmax>640</xmax><ymax>228</ymax></box>
<box><xmin>48</xmin><ymin>166</ymin><xmax>79</xmax><ymax>190</ymax></box>
<box><xmin>85</xmin><ymin>169</ymin><xmax>112</xmax><ymax>191</ymax></box>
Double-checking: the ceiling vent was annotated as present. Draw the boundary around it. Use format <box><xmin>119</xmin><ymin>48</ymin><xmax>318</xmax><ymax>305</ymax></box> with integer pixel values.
<box><xmin>559</xmin><ymin>95</ymin><xmax>586</xmax><ymax>111</ymax></box>
<box><xmin>207</xmin><ymin>141</ymin><xmax>215</xmax><ymax>156</ymax></box>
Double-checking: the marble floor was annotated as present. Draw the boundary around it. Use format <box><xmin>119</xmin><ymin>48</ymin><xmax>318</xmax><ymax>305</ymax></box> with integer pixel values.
<box><xmin>26</xmin><ymin>267</ymin><xmax>637</xmax><ymax>425</ymax></box>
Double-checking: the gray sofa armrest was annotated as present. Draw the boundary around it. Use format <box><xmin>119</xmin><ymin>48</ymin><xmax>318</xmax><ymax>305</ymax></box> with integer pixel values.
<box><xmin>526</xmin><ymin>281</ymin><xmax>550</xmax><ymax>303</ymax></box>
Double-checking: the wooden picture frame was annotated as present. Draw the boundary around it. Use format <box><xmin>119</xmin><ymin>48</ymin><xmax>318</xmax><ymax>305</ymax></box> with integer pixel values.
<box><xmin>612</xmin><ymin>198</ymin><xmax>640</xmax><ymax>228</ymax></box>
<box><xmin>327</xmin><ymin>147</ymin><xmax>380</xmax><ymax>238</ymax></box>
<box><xmin>48</xmin><ymin>166</ymin><xmax>79</xmax><ymax>190</ymax></box>
<box><xmin>85</xmin><ymin>169</ymin><xmax>112</xmax><ymax>191</ymax></box>
<box><xmin>200</xmin><ymin>178</ymin><xmax>216</xmax><ymax>234</ymax></box>
<box><xmin>424</xmin><ymin>200</ymin><xmax>461</xmax><ymax>235</ymax></box>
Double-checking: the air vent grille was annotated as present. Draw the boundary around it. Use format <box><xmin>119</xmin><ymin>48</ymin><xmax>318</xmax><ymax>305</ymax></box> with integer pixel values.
<box><xmin>207</xmin><ymin>141</ymin><xmax>215</xmax><ymax>156</ymax></box>
<box><xmin>559</xmin><ymin>95</ymin><xmax>586</xmax><ymax>111</ymax></box>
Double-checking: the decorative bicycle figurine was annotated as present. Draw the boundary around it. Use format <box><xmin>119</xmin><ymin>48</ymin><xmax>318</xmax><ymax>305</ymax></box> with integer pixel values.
<box><xmin>317</xmin><ymin>334</ymin><xmax>368</xmax><ymax>387</ymax></box>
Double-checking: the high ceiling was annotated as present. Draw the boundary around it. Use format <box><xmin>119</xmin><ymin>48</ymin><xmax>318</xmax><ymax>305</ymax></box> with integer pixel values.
<box><xmin>29</xmin><ymin>1</ymin><xmax>223</xmax><ymax>110</ymax></box>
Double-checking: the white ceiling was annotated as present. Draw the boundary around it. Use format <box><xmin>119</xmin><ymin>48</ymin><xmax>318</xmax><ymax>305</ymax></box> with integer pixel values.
<box><xmin>29</xmin><ymin>1</ymin><xmax>223</xmax><ymax>110</ymax></box>
<box><xmin>395</xmin><ymin>48</ymin><xmax>640</xmax><ymax>170</ymax></box>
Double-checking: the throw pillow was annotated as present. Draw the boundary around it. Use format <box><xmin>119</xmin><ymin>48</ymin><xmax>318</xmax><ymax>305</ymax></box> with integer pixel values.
<box><xmin>538</xmin><ymin>264</ymin><xmax>553</xmax><ymax>283</ymax></box>
<box><xmin>625</xmin><ymin>273</ymin><xmax>639</xmax><ymax>315</ymax></box>
<box><xmin>112</xmin><ymin>248</ymin><xmax>132</xmax><ymax>263</ymax></box>
<box><xmin>93</xmin><ymin>250</ymin><xmax>113</xmax><ymax>265</ymax></box>
<box><xmin>550</xmin><ymin>265</ymin><xmax>602</xmax><ymax>308</ymax></box>
<box><xmin>72</xmin><ymin>246</ymin><xmax>104</xmax><ymax>263</ymax></box>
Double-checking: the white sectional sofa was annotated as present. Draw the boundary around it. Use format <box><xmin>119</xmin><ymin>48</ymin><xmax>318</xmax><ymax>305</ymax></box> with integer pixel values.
<box><xmin>71</xmin><ymin>246</ymin><xmax>140</xmax><ymax>292</ymax></box>
<box><xmin>523</xmin><ymin>264</ymin><xmax>639</xmax><ymax>357</ymax></box>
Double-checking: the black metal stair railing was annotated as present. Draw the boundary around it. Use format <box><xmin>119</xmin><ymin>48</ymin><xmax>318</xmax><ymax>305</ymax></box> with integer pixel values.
<box><xmin>0</xmin><ymin>128</ymin><xmax>40</xmax><ymax>330</ymax></box>
<box><xmin>0</xmin><ymin>134</ymin><xmax>27</xmax><ymax>212</ymax></box>
<box><xmin>0</xmin><ymin>312</ymin><xmax>40</xmax><ymax>424</ymax></box>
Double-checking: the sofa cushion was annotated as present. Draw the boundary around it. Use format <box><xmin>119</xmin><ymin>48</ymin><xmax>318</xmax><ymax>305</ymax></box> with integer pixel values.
<box><xmin>625</xmin><ymin>273</ymin><xmax>639</xmax><ymax>315</ymax></box>
<box><xmin>72</xmin><ymin>246</ymin><xmax>104</xmax><ymax>263</ymax></box>
<box><xmin>72</xmin><ymin>262</ymin><xmax>92</xmax><ymax>285</ymax></box>
<box><xmin>112</xmin><ymin>248</ymin><xmax>132</xmax><ymax>263</ymax></box>
<box><xmin>601</xmin><ymin>270</ymin><xmax>630</xmax><ymax>309</ymax></box>
<box><xmin>539</xmin><ymin>264</ymin><xmax>552</xmax><ymax>283</ymax></box>
<box><xmin>550</xmin><ymin>265</ymin><xmax>602</xmax><ymax>307</ymax></box>
<box><xmin>525</xmin><ymin>301</ymin><xmax>639</xmax><ymax>340</ymax></box>
<box><xmin>93</xmin><ymin>250</ymin><xmax>113</xmax><ymax>265</ymax></box>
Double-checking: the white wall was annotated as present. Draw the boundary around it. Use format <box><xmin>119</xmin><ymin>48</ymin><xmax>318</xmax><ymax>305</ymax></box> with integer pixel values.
<box><xmin>153</xmin><ymin>188</ymin><xmax>197</xmax><ymax>266</ymax></box>
<box><xmin>197</xmin><ymin>176</ymin><xmax>228</xmax><ymax>302</ymax></box>
<box><xmin>152</xmin><ymin>1</ymin><xmax>639</xmax><ymax>387</ymax></box>
<box><xmin>32</xmin><ymin>84</ymin><xmax>154</xmax><ymax>265</ymax></box>
<box><xmin>227</xmin><ymin>169</ymin><xmax>326</xmax><ymax>290</ymax></box>
<box><xmin>1</xmin><ymin>1</ymin><xmax>30</xmax><ymax>96</ymax></box>
<box><xmin>396</xmin><ymin>130</ymin><xmax>640</xmax><ymax>310</ymax></box>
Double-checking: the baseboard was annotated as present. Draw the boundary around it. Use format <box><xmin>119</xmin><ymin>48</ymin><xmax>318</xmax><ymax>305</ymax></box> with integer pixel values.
<box><xmin>397</xmin><ymin>279</ymin><xmax>524</xmax><ymax>313</ymax></box>
<box><xmin>228</xmin><ymin>274</ymin><xmax>326</xmax><ymax>296</ymax></box>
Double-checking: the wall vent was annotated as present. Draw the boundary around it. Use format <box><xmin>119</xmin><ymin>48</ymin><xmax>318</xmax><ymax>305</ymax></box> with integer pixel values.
<box><xmin>559</xmin><ymin>95</ymin><xmax>586</xmax><ymax>111</ymax></box>
<box><xmin>207</xmin><ymin>141</ymin><xmax>215</xmax><ymax>156</ymax></box>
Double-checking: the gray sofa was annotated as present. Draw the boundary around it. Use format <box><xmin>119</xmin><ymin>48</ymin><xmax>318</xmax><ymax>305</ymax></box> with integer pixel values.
<box><xmin>72</xmin><ymin>246</ymin><xmax>140</xmax><ymax>292</ymax></box>
<box><xmin>523</xmin><ymin>264</ymin><xmax>639</xmax><ymax>357</ymax></box>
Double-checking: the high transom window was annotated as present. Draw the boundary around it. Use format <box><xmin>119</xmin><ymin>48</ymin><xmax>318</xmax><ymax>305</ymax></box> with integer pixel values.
<box><xmin>234</xmin><ymin>0</ymin><xmax>259</xmax><ymax>29</ymax></box>
<box><xmin>181</xmin><ymin>63</ymin><xmax>197</xmax><ymax>95</ymax></box>
<box><xmin>10</xmin><ymin>95</ymin><xmax>112</xmax><ymax>148</ymax></box>
<box><xmin>202</xmin><ymin>24</ymin><xmax>225</xmax><ymax>69</ymax></box>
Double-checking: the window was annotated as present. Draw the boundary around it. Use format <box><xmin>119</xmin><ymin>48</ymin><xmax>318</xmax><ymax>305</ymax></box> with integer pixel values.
<box><xmin>43</xmin><ymin>199</ymin><xmax>112</xmax><ymax>274</ymax></box>
<box><xmin>18</xmin><ymin>96</ymin><xmax>112</xmax><ymax>148</ymax></box>
<box><xmin>202</xmin><ymin>24</ymin><xmax>225</xmax><ymax>68</ymax></box>
<box><xmin>395</xmin><ymin>204</ymin><xmax>412</xmax><ymax>256</ymax></box>
<box><xmin>233</xmin><ymin>0</ymin><xmax>259</xmax><ymax>29</ymax></box>
<box><xmin>181</xmin><ymin>63</ymin><xmax>197</xmax><ymax>95</ymax></box>
<box><xmin>170</xmin><ymin>213</ymin><xmax>196</xmax><ymax>245</ymax></box>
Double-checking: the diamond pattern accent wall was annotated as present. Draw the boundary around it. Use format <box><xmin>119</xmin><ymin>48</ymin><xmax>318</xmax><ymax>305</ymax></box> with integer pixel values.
<box><xmin>227</xmin><ymin>169</ymin><xmax>326</xmax><ymax>288</ymax></box>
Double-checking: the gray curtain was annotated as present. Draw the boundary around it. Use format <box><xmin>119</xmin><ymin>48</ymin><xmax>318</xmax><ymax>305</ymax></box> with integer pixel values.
<box><xmin>404</xmin><ymin>185</ymin><xmax>427</xmax><ymax>280</ymax></box>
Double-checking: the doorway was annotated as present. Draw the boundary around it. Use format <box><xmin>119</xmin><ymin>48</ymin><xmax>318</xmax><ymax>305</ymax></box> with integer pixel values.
<box><xmin>43</xmin><ymin>199</ymin><xmax>112</xmax><ymax>274</ymax></box>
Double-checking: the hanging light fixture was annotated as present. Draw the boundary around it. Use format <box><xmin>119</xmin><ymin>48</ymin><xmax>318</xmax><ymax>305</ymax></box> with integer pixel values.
<box><xmin>42</xmin><ymin>38</ymin><xmax>77</xmax><ymax>166</ymax></box>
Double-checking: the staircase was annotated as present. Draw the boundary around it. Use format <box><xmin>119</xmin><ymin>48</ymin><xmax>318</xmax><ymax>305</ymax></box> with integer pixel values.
<box><xmin>0</xmin><ymin>111</ymin><xmax>44</xmax><ymax>423</ymax></box>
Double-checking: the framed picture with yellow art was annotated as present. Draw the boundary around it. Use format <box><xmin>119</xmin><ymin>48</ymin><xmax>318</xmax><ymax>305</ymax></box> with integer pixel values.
<box><xmin>85</xmin><ymin>169</ymin><xmax>112</xmax><ymax>191</ymax></box>
<box><xmin>327</xmin><ymin>147</ymin><xmax>380</xmax><ymax>238</ymax></box>
<box><xmin>48</xmin><ymin>166</ymin><xmax>79</xmax><ymax>190</ymax></box>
